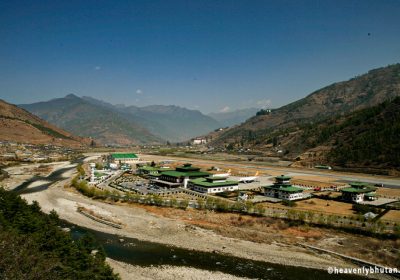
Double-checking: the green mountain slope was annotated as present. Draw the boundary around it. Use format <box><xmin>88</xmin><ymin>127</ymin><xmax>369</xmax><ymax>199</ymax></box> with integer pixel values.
<box><xmin>307</xmin><ymin>97</ymin><xmax>400</xmax><ymax>170</ymax></box>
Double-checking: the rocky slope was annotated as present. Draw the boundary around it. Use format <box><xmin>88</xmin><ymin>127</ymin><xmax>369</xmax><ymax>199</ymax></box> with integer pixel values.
<box><xmin>0</xmin><ymin>99</ymin><xmax>91</xmax><ymax>147</ymax></box>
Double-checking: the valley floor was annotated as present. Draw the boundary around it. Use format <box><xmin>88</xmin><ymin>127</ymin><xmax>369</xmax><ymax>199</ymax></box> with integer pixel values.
<box><xmin>18</xmin><ymin>181</ymin><xmax>396</xmax><ymax>280</ymax></box>
<box><xmin>3</xmin><ymin>156</ymin><xmax>399</xmax><ymax>280</ymax></box>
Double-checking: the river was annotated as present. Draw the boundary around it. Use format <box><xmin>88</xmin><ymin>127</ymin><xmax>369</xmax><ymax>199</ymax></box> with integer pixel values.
<box><xmin>69</xmin><ymin>223</ymin><xmax>367</xmax><ymax>280</ymax></box>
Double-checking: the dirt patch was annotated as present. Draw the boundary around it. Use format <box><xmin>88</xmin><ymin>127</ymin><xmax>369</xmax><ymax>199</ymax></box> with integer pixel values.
<box><xmin>377</xmin><ymin>188</ymin><xmax>400</xmax><ymax>199</ymax></box>
<box><xmin>381</xmin><ymin>210</ymin><xmax>400</xmax><ymax>223</ymax></box>
<box><xmin>293</xmin><ymin>198</ymin><xmax>355</xmax><ymax>216</ymax></box>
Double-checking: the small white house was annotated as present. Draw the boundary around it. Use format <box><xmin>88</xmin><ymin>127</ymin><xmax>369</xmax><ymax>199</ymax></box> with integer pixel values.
<box><xmin>192</xmin><ymin>138</ymin><xmax>207</xmax><ymax>145</ymax></box>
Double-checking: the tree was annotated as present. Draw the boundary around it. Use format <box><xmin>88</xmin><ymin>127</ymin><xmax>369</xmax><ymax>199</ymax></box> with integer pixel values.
<box><xmin>77</xmin><ymin>164</ymin><xmax>85</xmax><ymax>178</ymax></box>
<box><xmin>0</xmin><ymin>188</ymin><xmax>119</xmax><ymax>279</ymax></box>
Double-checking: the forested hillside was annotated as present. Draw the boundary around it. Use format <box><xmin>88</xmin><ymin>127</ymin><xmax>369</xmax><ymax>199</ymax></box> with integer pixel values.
<box><xmin>242</xmin><ymin>97</ymin><xmax>400</xmax><ymax>171</ymax></box>
<box><xmin>0</xmin><ymin>188</ymin><xmax>119</xmax><ymax>280</ymax></box>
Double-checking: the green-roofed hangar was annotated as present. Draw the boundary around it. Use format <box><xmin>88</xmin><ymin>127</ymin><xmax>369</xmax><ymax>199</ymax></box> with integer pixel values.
<box><xmin>109</xmin><ymin>153</ymin><xmax>140</xmax><ymax>164</ymax></box>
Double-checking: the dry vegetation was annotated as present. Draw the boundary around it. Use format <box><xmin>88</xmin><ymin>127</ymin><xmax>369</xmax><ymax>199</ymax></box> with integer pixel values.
<box><xmin>122</xmin><ymin>203</ymin><xmax>400</xmax><ymax>267</ymax></box>
<box><xmin>293</xmin><ymin>198</ymin><xmax>356</xmax><ymax>216</ymax></box>
<box><xmin>257</xmin><ymin>198</ymin><xmax>356</xmax><ymax>216</ymax></box>
<box><xmin>381</xmin><ymin>210</ymin><xmax>400</xmax><ymax>223</ymax></box>
<box><xmin>376</xmin><ymin>187</ymin><xmax>400</xmax><ymax>198</ymax></box>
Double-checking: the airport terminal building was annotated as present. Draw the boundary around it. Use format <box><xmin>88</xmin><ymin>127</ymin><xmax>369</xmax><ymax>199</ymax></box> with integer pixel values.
<box><xmin>188</xmin><ymin>176</ymin><xmax>239</xmax><ymax>194</ymax></box>
<box><xmin>263</xmin><ymin>175</ymin><xmax>304</xmax><ymax>201</ymax></box>
<box><xmin>152</xmin><ymin>163</ymin><xmax>210</xmax><ymax>188</ymax></box>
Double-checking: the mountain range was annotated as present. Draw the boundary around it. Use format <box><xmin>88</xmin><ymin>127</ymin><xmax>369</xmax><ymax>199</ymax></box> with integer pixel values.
<box><xmin>207</xmin><ymin>63</ymin><xmax>400</xmax><ymax>170</ymax></box>
<box><xmin>7</xmin><ymin>62</ymin><xmax>400</xmax><ymax>168</ymax></box>
<box><xmin>20</xmin><ymin>95</ymin><xmax>232</xmax><ymax>145</ymax></box>
<box><xmin>20</xmin><ymin>95</ymin><xmax>161</xmax><ymax>146</ymax></box>
<box><xmin>209</xmin><ymin>63</ymin><xmax>400</xmax><ymax>146</ymax></box>
<box><xmin>0</xmin><ymin>99</ymin><xmax>90</xmax><ymax>147</ymax></box>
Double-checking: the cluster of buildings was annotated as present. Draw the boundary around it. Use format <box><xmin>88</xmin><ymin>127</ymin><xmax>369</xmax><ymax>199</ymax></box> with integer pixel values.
<box><xmin>138</xmin><ymin>163</ymin><xmax>239</xmax><ymax>194</ymax></box>
<box><xmin>133</xmin><ymin>160</ymin><xmax>380</xmax><ymax>204</ymax></box>
<box><xmin>0</xmin><ymin>141</ymin><xmax>75</xmax><ymax>163</ymax></box>
<box><xmin>89</xmin><ymin>153</ymin><xmax>140</xmax><ymax>185</ymax></box>
<box><xmin>89</xmin><ymin>163</ymin><xmax>112</xmax><ymax>184</ymax></box>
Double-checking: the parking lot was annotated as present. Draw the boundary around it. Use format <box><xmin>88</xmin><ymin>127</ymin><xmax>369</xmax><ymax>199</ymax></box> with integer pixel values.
<box><xmin>118</xmin><ymin>181</ymin><xmax>182</xmax><ymax>195</ymax></box>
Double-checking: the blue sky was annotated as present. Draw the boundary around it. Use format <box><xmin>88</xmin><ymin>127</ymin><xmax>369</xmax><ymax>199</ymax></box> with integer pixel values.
<box><xmin>1</xmin><ymin>0</ymin><xmax>400</xmax><ymax>113</ymax></box>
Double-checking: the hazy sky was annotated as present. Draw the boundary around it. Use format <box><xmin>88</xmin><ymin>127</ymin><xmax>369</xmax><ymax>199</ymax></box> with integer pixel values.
<box><xmin>1</xmin><ymin>0</ymin><xmax>400</xmax><ymax>113</ymax></box>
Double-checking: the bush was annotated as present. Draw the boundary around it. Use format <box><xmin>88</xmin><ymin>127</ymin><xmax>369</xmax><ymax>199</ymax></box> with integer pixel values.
<box><xmin>282</xmin><ymin>200</ymin><xmax>297</xmax><ymax>207</ymax></box>
<box><xmin>178</xmin><ymin>199</ymin><xmax>189</xmax><ymax>210</ymax></box>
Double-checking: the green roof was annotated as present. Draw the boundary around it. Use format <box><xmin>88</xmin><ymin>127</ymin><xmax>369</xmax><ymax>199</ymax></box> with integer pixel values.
<box><xmin>190</xmin><ymin>178</ymin><xmax>239</xmax><ymax>188</ymax></box>
<box><xmin>264</xmin><ymin>185</ymin><xmax>303</xmax><ymax>193</ymax></box>
<box><xmin>275</xmin><ymin>175</ymin><xmax>291</xmax><ymax>180</ymax></box>
<box><xmin>140</xmin><ymin>165</ymin><xmax>172</xmax><ymax>171</ymax></box>
<box><xmin>364</xmin><ymin>193</ymin><xmax>376</xmax><ymax>197</ymax></box>
<box><xmin>161</xmin><ymin>170</ymin><xmax>210</xmax><ymax>178</ymax></box>
<box><xmin>111</xmin><ymin>153</ymin><xmax>138</xmax><ymax>159</ymax></box>
<box><xmin>205</xmin><ymin>176</ymin><xmax>228</xmax><ymax>181</ymax></box>
<box><xmin>280</xmin><ymin>186</ymin><xmax>303</xmax><ymax>193</ymax></box>
<box><xmin>341</xmin><ymin>187</ymin><xmax>376</xmax><ymax>193</ymax></box>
